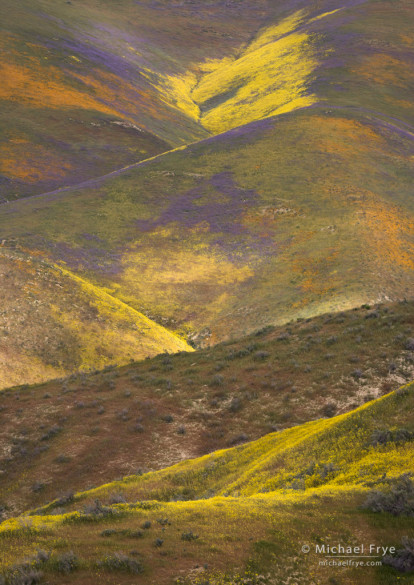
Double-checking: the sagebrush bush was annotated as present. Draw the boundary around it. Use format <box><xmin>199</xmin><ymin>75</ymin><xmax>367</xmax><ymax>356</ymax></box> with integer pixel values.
<box><xmin>383</xmin><ymin>537</ymin><xmax>414</xmax><ymax>573</ymax></box>
<box><xmin>101</xmin><ymin>529</ymin><xmax>117</xmax><ymax>536</ymax></box>
<box><xmin>109</xmin><ymin>493</ymin><xmax>126</xmax><ymax>504</ymax></box>
<box><xmin>161</xmin><ymin>414</ymin><xmax>174</xmax><ymax>423</ymax></box>
<box><xmin>363</xmin><ymin>474</ymin><xmax>414</xmax><ymax>516</ymax></box>
<box><xmin>55</xmin><ymin>491</ymin><xmax>74</xmax><ymax>506</ymax></box>
<box><xmin>99</xmin><ymin>552</ymin><xmax>144</xmax><ymax>574</ymax></box>
<box><xmin>5</xmin><ymin>567</ymin><xmax>43</xmax><ymax>585</ymax></box>
<box><xmin>181</xmin><ymin>531</ymin><xmax>199</xmax><ymax>541</ymax></box>
<box><xmin>228</xmin><ymin>397</ymin><xmax>242</xmax><ymax>413</ymax></box>
<box><xmin>83</xmin><ymin>499</ymin><xmax>115</xmax><ymax>517</ymax></box>
<box><xmin>211</xmin><ymin>374</ymin><xmax>224</xmax><ymax>386</ymax></box>
<box><xmin>405</xmin><ymin>338</ymin><xmax>414</xmax><ymax>351</ymax></box>
<box><xmin>40</xmin><ymin>425</ymin><xmax>62</xmax><ymax>441</ymax></box>
<box><xmin>54</xmin><ymin>551</ymin><xmax>78</xmax><ymax>574</ymax></box>
<box><xmin>321</xmin><ymin>403</ymin><xmax>336</xmax><ymax>418</ymax></box>
<box><xmin>370</xmin><ymin>428</ymin><xmax>413</xmax><ymax>446</ymax></box>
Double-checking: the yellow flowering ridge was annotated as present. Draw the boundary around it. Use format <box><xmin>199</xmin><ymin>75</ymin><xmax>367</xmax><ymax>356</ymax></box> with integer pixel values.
<box><xmin>192</xmin><ymin>10</ymin><xmax>318</xmax><ymax>134</ymax></box>
<box><xmin>53</xmin><ymin>264</ymin><xmax>194</xmax><ymax>364</ymax></box>
<box><xmin>150</xmin><ymin>10</ymin><xmax>318</xmax><ymax>134</ymax></box>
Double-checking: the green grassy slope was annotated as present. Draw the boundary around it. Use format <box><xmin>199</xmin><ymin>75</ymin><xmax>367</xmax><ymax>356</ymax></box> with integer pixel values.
<box><xmin>0</xmin><ymin>0</ymin><xmax>275</xmax><ymax>200</ymax></box>
<box><xmin>1</xmin><ymin>0</ymin><xmax>413</xmax><ymax>379</ymax></box>
<box><xmin>0</xmin><ymin>248</ymin><xmax>192</xmax><ymax>389</ymax></box>
<box><xmin>2</xmin><ymin>106</ymin><xmax>412</xmax><ymax>345</ymax></box>
<box><xmin>4</xmin><ymin>0</ymin><xmax>413</xmax><ymax>201</ymax></box>
<box><xmin>35</xmin><ymin>380</ymin><xmax>414</xmax><ymax>506</ymax></box>
<box><xmin>0</xmin><ymin>382</ymin><xmax>412</xmax><ymax>585</ymax></box>
<box><xmin>0</xmin><ymin>300</ymin><xmax>412</xmax><ymax>517</ymax></box>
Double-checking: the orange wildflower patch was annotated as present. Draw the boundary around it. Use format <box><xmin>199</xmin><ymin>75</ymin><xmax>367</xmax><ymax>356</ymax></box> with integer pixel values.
<box><xmin>0</xmin><ymin>60</ymin><xmax>121</xmax><ymax>117</ymax></box>
<box><xmin>71</xmin><ymin>69</ymin><xmax>172</xmax><ymax>122</ymax></box>
<box><xmin>358</xmin><ymin>197</ymin><xmax>414</xmax><ymax>272</ymax></box>
<box><xmin>0</xmin><ymin>139</ymin><xmax>73</xmax><ymax>183</ymax></box>
<box><xmin>306</xmin><ymin>116</ymin><xmax>386</xmax><ymax>156</ymax></box>
<box><xmin>353</xmin><ymin>53</ymin><xmax>414</xmax><ymax>88</ymax></box>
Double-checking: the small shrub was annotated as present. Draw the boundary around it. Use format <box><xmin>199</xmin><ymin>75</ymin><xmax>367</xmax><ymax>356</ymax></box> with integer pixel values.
<box><xmin>154</xmin><ymin>538</ymin><xmax>164</xmax><ymax>547</ymax></box>
<box><xmin>118</xmin><ymin>408</ymin><xmax>129</xmax><ymax>422</ymax></box>
<box><xmin>255</xmin><ymin>325</ymin><xmax>274</xmax><ymax>336</ymax></box>
<box><xmin>211</xmin><ymin>374</ymin><xmax>224</xmax><ymax>387</ymax></box>
<box><xmin>277</xmin><ymin>332</ymin><xmax>290</xmax><ymax>342</ymax></box>
<box><xmin>35</xmin><ymin>550</ymin><xmax>50</xmax><ymax>564</ymax></box>
<box><xmin>228</xmin><ymin>433</ymin><xmax>249</xmax><ymax>446</ymax></box>
<box><xmin>405</xmin><ymin>338</ymin><xmax>414</xmax><ymax>351</ymax></box>
<box><xmin>161</xmin><ymin>414</ymin><xmax>174</xmax><ymax>423</ymax></box>
<box><xmin>40</xmin><ymin>425</ymin><xmax>62</xmax><ymax>441</ymax></box>
<box><xmin>101</xmin><ymin>529</ymin><xmax>117</xmax><ymax>537</ymax></box>
<box><xmin>370</xmin><ymin>429</ymin><xmax>413</xmax><ymax>446</ymax></box>
<box><xmin>99</xmin><ymin>552</ymin><xmax>144</xmax><ymax>574</ymax></box>
<box><xmin>141</xmin><ymin>521</ymin><xmax>151</xmax><ymax>529</ymax></box>
<box><xmin>363</xmin><ymin>474</ymin><xmax>414</xmax><ymax>516</ymax></box>
<box><xmin>228</xmin><ymin>397</ymin><xmax>242</xmax><ymax>413</ymax></box>
<box><xmin>253</xmin><ymin>351</ymin><xmax>270</xmax><ymax>361</ymax></box>
<box><xmin>365</xmin><ymin>311</ymin><xmax>379</xmax><ymax>319</ymax></box>
<box><xmin>54</xmin><ymin>454</ymin><xmax>70</xmax><ymax>464</ymax></box>
<box><xmin>351</xmin><ymin>369</ymin><xmax>363</xmax><ymax>379</ymax></box>
<box><xmin>109</xmin><ymin>493</ymin><xmax>126</xmax><ymax>504</ymax></box>
<box><xmin>55</xmin><ymin>492</ymin><xmax>74</xmax><ymax>507</ymax></box>
<box><xmin>322</xmin><ymin>403</ymin><xmax>337</xmax><ymax>418</ymax></box>
<box><xmin>6</xmin><ymin>565</ymin><xmax>43</xmax><ymax>585</ymax></box>
<box><xmin>181</xmin><ymin>531</ymin><xmax>199</xmax><ymax>541</ymax></box>
<box><xmin>157</xmin><ymin>518</ymin><xmax>171</xmax><ymax>526</ymax></box>
<box><xmin>382</xmin><ymin>537</ymin><xmax>414</xmax><ymax>573</ymax></box>
<box><xmin>54</xmin><ymin>551</ymin><xmax>78</xmax><ymax>574</ymax></box>
<box><xmin>83</xmin><ymin>499</ymin><xmax>115</xmax><ymax>517</ymax></box>
<box><xmin>127</xmin><ymin>530</ymin><xmax>144</xmax><ymax>538</ymax></box>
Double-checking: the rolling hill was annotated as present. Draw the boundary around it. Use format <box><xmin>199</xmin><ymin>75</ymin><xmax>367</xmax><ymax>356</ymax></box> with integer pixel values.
<box><xmin>0</xmin><ymin>0</ymin><xmax>413</xmax><ymax>380</ymax></box>
<box><xmin>1</xmin><ymin>0</ymin><xmax>273</xmax><ymax>200</ymax></box>
<box><xmin>0</xmin><ymin>300</ymin><xmax>412</xmax><ymax>518</ymax></box>
<box><xmin>0</xmin><ymin>247</ymin><xmax>192</xmax><ymax>389</ymax></box>
<box><xmin>1</xmin><ymin>1</ymin><xmax>414</xmax><ymax>582</ymax></box>
<box><xmin>0</xmin><ymin>381</ymin><xmax>412</xmax><ymax>584</ymax></box>
<box><xmin>2</xmin><ymin>106</ymin><xmax>413</xmax><ymax>346</ymax></box>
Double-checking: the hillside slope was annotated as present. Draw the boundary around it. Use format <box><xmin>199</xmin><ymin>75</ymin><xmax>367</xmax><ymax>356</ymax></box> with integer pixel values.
<box><xmin>0</xmin><ymin>382</ymin><xmax>413</xmax><ymax>585</ymax></box>
<box><xmin>0</xmin><ymin>248</ymin><xmax>192</xmax><ymax>389</ymax></box>
<box><xmin>2</xmin><ymin>106</ymin><xmax>412</xmax><ymax>344</ymax></box>
<box><xmin>1</xmin><ymin>0</ymin><xmax>276</xmax><ymax>200</ymax></box>
<box><xmin>0</xmin><ymin>300</ymin><xmax>412</xmax><ymax>517</ymax></box>
<box><xmin>1</xmin><ymin>0</ymin><xmax>413</xmax><ymax>378</ymax></box>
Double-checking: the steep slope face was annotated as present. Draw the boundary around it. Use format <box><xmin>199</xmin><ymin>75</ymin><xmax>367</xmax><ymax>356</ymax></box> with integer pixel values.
<box><xmin>37</xmin><ymin>381</ymin><xmax>414</xmax><ymax>507</ymax></box>
<box><xmin>0</xmin><ymin>300</ymin><xmax>412</xmax><ymax>517</ymax></box>
<box><xmin>1</xmin><ymin>0</ymin><xmax>413</xmax><ymax>377</ymax></box>
<box><xmin>0</xmin><ymin>249</ymin><xmax>192</xmax><ymax>389</ymax></box>
<box><xmin>0</xmin><ymin>383</ymin><xmax>412</xmax><ymax>585</ymax></box>
<box><xmin>3</xmin><ymin>0</ymin><xmax>413</xmax><ymax>202</ymax></box>
<box><xmin>152</xmin><ymin>0</ymin><xmax>414</xmax><ymax>134</ymax></box>
<box><xmin>2</xmin><ymin>106</ymin><xmax>412</xmax><ymax>344</ymax></box>
<box><xmin>0</xmin><ymin>0</ymin><xmax>275</xmax><ymax>200</ymax></box>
